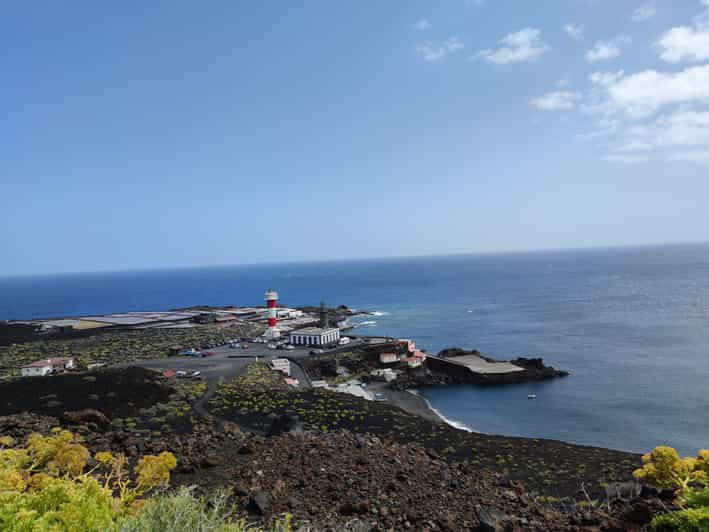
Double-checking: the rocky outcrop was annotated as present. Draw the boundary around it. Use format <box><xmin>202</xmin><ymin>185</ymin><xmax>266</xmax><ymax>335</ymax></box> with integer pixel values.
<box><xmin>0</xmin><ymin>410</ymin><xmax>666</xmax><ymax>530</ymax></box>
<box><xmin>510</xmin><ymin>358</ymin><xmax>570</xmax><ymax>379</ymax></box>
<box><xmin>63</xmin><ymin>409</ymin><xmax>110</xmax><ymax>429</ymax></box>
<box><xmin>215</xmin><ymin>431</ymin><xmax>662</xmax><ymax>531</ymax></box>
<box><xmin>392</xmin><ymin>349</ymin><xmax>569</xmax><ymax>390</ymax></box>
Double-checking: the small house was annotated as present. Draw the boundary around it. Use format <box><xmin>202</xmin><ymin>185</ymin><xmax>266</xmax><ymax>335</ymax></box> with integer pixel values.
<box><xmin>407</xmin><ymin>350</ymin><xmax>427</xmax><ymax>368</ymax></box>
<box><xmin>20</xmin><ymin>360</ymin><xmax>53</xmax><ymax>377</ymax></box>
<box><xmin>406</xmin><ymin>356</ymin><xmax>423</xmax><ymax>368</ymax></box>
<box><xmin>371</xmin><ymin>368</ymin><xmax>397</xmax><ymax>382</ymax></box>
<box><xmin>269</xmin><ymin>358</ymin><xmax>291</xmax><ymax>376</ymax></box>
<box><xmin>379</xmin><ymin>352</ymin><xmax>398</xmax><ymax>364</ymax></box>
<box><xmin>21</xmin><ymin>357</ymin><xmax>74</xmax><ymax>377</ymax></box>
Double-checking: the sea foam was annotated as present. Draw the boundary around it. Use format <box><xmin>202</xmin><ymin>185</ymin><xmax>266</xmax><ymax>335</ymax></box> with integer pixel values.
<box><xmin>408</xmin><ymin>389</ymin><xmax>475</xmax><ymax>433</ymax></box>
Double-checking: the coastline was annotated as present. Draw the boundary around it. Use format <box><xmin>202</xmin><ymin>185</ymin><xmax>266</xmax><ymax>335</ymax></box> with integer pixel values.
<box><xmin>367</xmin><ymin>381</ymin><xmax>474</xmax><ymax>431</ymax></box>
<box><xmin>406</xmin><ymin>388</ymin><xmax>475</xmax><ymax>433</ymax></box>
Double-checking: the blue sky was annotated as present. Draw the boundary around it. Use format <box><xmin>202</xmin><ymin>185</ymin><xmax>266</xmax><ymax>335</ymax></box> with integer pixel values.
<box><xmin>2</xmin><ymin>0</ymin><xmax>709</xmax><ymax>276</ymax></box>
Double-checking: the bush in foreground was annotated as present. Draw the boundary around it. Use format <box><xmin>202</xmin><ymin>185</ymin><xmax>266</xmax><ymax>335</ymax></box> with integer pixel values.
<box><xmin>119</xmin><ymin>486</ymin><xmax>291</xmax><ymax>532</ymax></box>
<box><xmin>633</xmin><ymin>446</ymin><xmax>709</xmax><ymax>531</ymax></box>
<box><xmin>0</xmin><ymin>431</ymin><xmax>290</xmax><ymax>532</ymax></box>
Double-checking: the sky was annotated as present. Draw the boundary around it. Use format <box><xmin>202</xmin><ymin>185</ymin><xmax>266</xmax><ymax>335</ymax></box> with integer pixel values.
<box><xmin>2</xmin><ymin>0</ymin><xmax>709</xmax><ymax>276</ymax></box>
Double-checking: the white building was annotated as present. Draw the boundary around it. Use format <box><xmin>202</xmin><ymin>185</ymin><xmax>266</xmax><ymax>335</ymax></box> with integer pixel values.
<box><xmin>277</xmin><ymin>308</ymin><xmax>304</xmax><ymax>319</ymax></box>
<box><xmin>21</xmin><ymin>357</ymin><xmax>74</xmax><ymax>377</ymax></box>
<box><xmin>269</xmin><ymin>358</ymin><xmax>291</xmax><ymax>376</ymax></box>
<box><xmin>289</xmin><ymin>327</ymin><xmax>340</xmax><ymax>347</ymax></box>
<box><xmin>379</xmin><ymin>352</ymin><xmax>399</xmax><ymax>364</ymax></box>
<box><xmin>371</xmin><ymin>368</ymin><xmax>397</xmax><ymax>382</ymax></box>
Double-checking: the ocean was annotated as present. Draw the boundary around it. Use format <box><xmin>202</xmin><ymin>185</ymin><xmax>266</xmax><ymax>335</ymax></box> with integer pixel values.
<box><xmin>2</xmin><ymin>243</ymin><xmax>708</xmax><ymax>455</ymax></box>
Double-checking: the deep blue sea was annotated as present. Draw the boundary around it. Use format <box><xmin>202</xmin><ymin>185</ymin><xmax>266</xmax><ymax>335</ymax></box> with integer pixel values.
<box><xmin>2</xmin><ymin>244</ymin><xmax>708</xmax><ymax>455</ymax></box>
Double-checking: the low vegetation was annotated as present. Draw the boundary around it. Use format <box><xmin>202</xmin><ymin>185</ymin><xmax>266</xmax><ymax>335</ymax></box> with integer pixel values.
<box><xmin>0</xmin><ymin>324</ymin><xmax>259</xmax><ymax>377</ymax></box>
<box><xmin>634</xmin><ymin>446</ymin><xmax>709</xmax><ymax>531</ymax></box>
<box><xmin>208</xmin><ymin>364</ymin><xmax>637</xmax><ymax>498</ymax></box>
<box><xmin>0</xmin><ymin>429</ymin><xmax>290</xmax><ymax>532</ymax></box>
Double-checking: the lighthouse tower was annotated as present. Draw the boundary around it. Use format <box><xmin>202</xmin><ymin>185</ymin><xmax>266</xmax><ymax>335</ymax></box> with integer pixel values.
<box><xmin>264</xmin><ymin>289</ymin><xmax>280</xmax><ymax>340</ymax></box>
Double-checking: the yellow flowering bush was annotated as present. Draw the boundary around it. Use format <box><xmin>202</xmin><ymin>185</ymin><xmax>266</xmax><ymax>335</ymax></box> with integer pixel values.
<box><xmin>634</xmin><ymin>446</ymin><xmax>698</xmax><ymax>492</ymax></box>
<box><xmin>0</xmin><ymin>428</ymin><xmax>291</xmax><ymax>531</ymax></box>
<box><xmin>633</xmin><ymin>446</ymin><xmax>709</xmax><ymax>531</ymax></box>
<box><xmin>0</xmin><ymin>429</ymin><xmax>176</xmax><ymax>531</ymax></box>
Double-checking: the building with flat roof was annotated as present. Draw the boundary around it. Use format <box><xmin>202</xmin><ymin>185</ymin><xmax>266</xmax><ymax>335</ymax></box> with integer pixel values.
<box><xmin>269</xmin><ymin>358</ymin><xmax>291</xmax><ymax>376</ymax></box>
<box><xmin>289</xmin><ymin>327</ymin><xmax>340</xmax><ymax>347</ymax></box>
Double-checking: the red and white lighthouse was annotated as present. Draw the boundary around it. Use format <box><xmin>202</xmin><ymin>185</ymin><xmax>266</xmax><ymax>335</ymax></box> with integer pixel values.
<box><xmin>264</xmin><ymin>289</ymin><xmax>280</xmax><ymax>340</ymax></box>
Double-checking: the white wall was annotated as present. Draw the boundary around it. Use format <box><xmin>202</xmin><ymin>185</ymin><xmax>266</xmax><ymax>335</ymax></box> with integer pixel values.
<box><xmin>21</xmin><ymin>366</ymin><xmax>52</xmax><ymax>377</ymax></box>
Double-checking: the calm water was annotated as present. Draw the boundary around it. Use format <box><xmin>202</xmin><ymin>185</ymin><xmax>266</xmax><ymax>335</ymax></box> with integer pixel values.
<box><xmin>2</xmin><ymin>244</ymin><xmax>708</xmax><ymax>455</ymax></box>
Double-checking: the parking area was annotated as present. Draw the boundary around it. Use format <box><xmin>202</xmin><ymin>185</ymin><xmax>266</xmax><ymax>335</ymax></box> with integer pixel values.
<box><xmin>125</xmin><ymin>336</ymin><xmax>366</xmax><ymax>388</ymax></box>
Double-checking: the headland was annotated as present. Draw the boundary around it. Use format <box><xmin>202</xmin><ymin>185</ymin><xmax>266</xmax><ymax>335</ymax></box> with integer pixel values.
<box><xmin>0</xmin><ymin>301</ymin><xmax>671</xmax><ymax>530</ymax></box>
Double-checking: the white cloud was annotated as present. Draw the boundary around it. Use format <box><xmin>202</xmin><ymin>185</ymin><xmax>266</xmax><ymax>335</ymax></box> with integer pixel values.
<box><xmin>657</xmin><ymin>20</ymin><xmax>709</xmax><ymax>63</ymax></box>
<box><xmin>585</xmin><ymin>36</ymin><xmax>631</xmax><ymax>63</ymax></box>
<box><xmin>593</xmin><ymin>64</ymin><xmax>709</xmax><ymax>117</ymax></box>
<box><xmin>416</xmin><ymin>37</ymin><xmax>464</xmax><ymax>62</ymax></box>
<box><xmin>668</xmin><ymin>150</ymin><xmax>709</xmax><ymax>162</ymax></box>
<box><xmin>605</xmin><ymin>154</ymin><xmax>650</xmax><ymax>163</ymax></box>
<box><xmin>476</xmin><ymin>28</ymin><xmax>548</xmax><ymax>64</ymax></box>
<box><xmin>607</xmin><ymin>109</ymin><xmax>709</xmax><ymax>163</ymax></box>
<box><xmin>413</xmin><ymin>19</ymin><xmax>429</xmax><ymax>31</ymax></box>
<box><xmin>616</xmin><ymin>139</ymin><xmax>654</xmax><ymax>152</ymax></box>
<box><xmin>564</xmin><ymin>24</ymin><xmax>584</xmax><ymax>41</ymax></box>
<box><xmin>632</xmin><ymin>2</ymin><xmax>656</xmax><ymax>22</ymax></box>
<box><xmin>531</xmin><ymin>91</ymin><xmax>581</xmax><ymax>111</ymax></box>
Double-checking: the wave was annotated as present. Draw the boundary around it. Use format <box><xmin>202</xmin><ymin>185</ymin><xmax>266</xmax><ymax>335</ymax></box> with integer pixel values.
<box><xmin>407</xmin><ymin>390</ymin><xmax>475</xmax><ymax>433</ymax></box>
<box><xmin>369</xmin><ymin>310</ymin><xmax>389</xmax><ymax>317</ymax></box>
<box><xmin>356</xmin><ymin>320</ymin><xmax>377</xmax><ymax>327</ymax></box>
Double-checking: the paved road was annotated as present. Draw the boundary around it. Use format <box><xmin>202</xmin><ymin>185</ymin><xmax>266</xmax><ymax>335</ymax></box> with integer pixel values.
<box><xmin>125</xmin><ymin>338</ymin><xmax>365</xmax><ymax>387</ymax></box>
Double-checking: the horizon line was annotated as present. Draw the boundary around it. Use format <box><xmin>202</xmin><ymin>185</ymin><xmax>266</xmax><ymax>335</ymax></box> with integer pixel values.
<box><xmin>2</xmin><ymin>239</ymin><xmax>709</xmax><ymax>280</ymax></box>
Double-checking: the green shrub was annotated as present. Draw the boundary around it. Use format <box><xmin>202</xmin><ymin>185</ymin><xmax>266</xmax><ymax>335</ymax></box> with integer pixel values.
<box><xmin>119</xmin><ymin>486</ymin><xmax>244</xmax><ymax>532</ymax></box>
<box><xmin>0</xmin><ymin>431</ymin><xmax>291</xmax><ymax>532</ymax></box>
<box><xmin>634</xmin><ymin>446</ymin><xmax>709</xmax><ymax>531</ymax></box>
<box><xmin>651</xmin><ymin>506</ymin><xmax>709</xmax><ymax>531</ymax></box>
<box><xmin>0</xmin><ymin>430</ymin><xmax>176</xmax><ymax>531</ymax></box>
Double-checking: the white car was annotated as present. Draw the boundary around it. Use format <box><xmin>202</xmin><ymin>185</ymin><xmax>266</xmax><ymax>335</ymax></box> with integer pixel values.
<box><xmin>267</xmin><ymin>343</ymin><xmax>277</xmax><ymax>349</ymax></box>
<box><xmin>285</xmin><ymin>344</ymin><xmax>295</xmax><ymax>351</ymax></box>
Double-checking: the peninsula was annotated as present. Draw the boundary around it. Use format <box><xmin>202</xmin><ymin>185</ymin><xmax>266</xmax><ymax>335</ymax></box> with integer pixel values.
<box><xmin>0</xmin><ymin>299</ymin><xmax>671</xmax><ymax>530</ymax></box>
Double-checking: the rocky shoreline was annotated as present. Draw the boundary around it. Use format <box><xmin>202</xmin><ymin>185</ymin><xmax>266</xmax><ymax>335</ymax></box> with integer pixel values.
<box><xmin>391</xmin><ymin>348</ymin><xmax>569</xmax><ymax>390</ymax></box>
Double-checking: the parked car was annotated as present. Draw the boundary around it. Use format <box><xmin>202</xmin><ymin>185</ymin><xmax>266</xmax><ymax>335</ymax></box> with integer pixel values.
<box><xmin>201</xmin><ymin>351</ymin><xmax>213</xmax><ymax>357</ymax></box>
<box><xmin>285</xmin><ymin>345</ymin><xmax>295</xmax><ymax>351</ymax></box>
<box><xmin>241</xmin><ymin>344</ymin><xmax>249</xmax><ymax>349</ymax></box>
<box><xmin>176</xmin><ymin>371</ymin><xmax>187</xmax><ymax>378</ymax></box>
<box><xmin>374</xmin><ymin>393</ymin><xmax>386</xmax><ymax>402</ymax></box>
<box><xmin>190</xmin><ymin>371</ymin><xmax>201</xmax><ymax>378</ymax></box>
<box><xmin>267</xmin><ymin>343</ymin><xmax>277</xmax><ymax>350</ymax></box>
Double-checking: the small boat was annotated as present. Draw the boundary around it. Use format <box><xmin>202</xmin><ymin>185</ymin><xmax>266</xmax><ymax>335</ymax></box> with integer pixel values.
<box><xmin>527</xmin><ymin>394</ymin><xmax>537</xmax><ymax>399</ymax></box>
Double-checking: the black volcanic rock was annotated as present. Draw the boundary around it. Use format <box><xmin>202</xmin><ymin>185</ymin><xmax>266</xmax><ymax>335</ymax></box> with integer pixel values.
<box><xmin>393</xmin><ymin>349</ymin><xmax>569</xmax><ymax>390</ymax></box>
